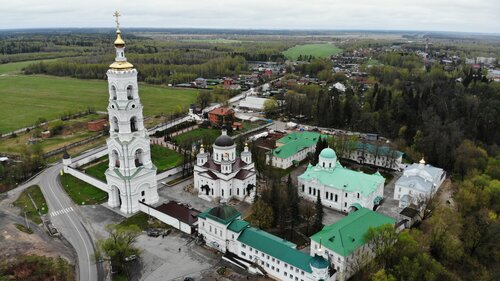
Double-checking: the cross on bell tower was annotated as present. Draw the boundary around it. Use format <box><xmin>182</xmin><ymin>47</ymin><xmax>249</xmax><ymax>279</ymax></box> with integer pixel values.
<box><xmin>104</xmin><ymin>12</ymin><xmax>159</xmax><ymax>214</ymax></box>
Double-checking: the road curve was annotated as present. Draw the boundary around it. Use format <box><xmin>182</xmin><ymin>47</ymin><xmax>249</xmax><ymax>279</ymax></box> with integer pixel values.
<box><xmin>38</xmin><ymin>164</ymin><xmax>99</xmax><ymax>281</ymax></box>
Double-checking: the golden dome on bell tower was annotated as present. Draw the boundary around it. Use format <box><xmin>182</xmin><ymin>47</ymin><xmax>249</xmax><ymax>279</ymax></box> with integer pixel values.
<box><xmin>109</xmin><ymin>11</ymin><xmax>134</xmax><ymax>70</ymax></box>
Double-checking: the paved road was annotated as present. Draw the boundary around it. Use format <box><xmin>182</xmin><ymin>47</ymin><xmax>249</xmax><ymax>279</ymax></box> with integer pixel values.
<box><xmin>38</xmin><ymin>164</ymin><xmax>100</xmax><ymax>281</ymax></box>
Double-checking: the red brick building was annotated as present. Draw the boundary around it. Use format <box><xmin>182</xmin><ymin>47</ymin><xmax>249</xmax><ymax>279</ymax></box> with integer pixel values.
<box><xmin>87</xmin><ymin>119</ymin><xmax>107</xmax><ymax>132</ymax></box>
<box><xmin>208</xmin><ymin>107</ymin><xmax>235</xmax><ymax>128</ymax></box>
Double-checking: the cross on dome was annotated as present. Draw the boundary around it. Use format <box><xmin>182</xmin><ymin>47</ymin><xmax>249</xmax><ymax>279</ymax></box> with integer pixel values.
<box><xmin>113</xmin><ymin>11</ymin><xmax>121</xmax><ymax>31</ymax></box>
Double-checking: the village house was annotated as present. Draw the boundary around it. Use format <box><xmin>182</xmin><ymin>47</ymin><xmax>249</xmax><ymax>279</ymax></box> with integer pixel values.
<box><xmin>207</xmin><ymin>107</ymin><xmax>235</xmax><ymax>128</ymax></box>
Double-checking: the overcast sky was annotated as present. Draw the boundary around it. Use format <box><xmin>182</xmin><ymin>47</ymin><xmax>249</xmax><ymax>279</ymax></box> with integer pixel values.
<box><xmin>1</xmin><ymin>0</ymin><xmax>499</xmax><ymax>33</ymax></box>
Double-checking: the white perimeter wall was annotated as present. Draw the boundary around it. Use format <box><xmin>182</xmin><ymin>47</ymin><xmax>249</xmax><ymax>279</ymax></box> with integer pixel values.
<box><xmin>138</xmin><ymin>202</ymin><xmax>193</xmax><ymax>234</ymax></box>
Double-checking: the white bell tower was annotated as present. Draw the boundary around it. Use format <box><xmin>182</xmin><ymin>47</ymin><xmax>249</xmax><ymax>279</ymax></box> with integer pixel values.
<box><xmin>105</xmin><ymin>12</ymin><xmax>159</xmax><ymax>214</ymax></box>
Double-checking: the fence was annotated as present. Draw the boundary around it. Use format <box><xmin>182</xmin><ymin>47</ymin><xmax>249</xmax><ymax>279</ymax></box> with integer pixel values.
<box><xmin>43</xmin><ymin>132</ymin><xmax>105</xmax><ymax>158</ymax></box>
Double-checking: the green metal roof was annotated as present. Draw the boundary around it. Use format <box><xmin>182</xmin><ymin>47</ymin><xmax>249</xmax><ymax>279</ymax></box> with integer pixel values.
<box><xmin>310</xmin><ymin>208</ymin><xmax>395</xmax><ymax>257</ymax></box>
<box><xmin>237</xmin><ymin>227</ymin><xmax>315</xmax><ymax>273</ymax></box>
<box><xmin>271</xmin><ymin>132</ymin><xmax>326</xmax><ymax>159</ymax></box>
<box><xmin>320</xmin><ymin>148</ymin><xmax>337</xmax><ymax>159</ymax></box>
<box><xmin>197</xmin><ymin>205</ymin><xmax>241</xmax><ymax>225</ymax></box>
<box><xmin>298</xmin><ymin>162</ymin><xmax>385</xmax><ymax>196</ymax></box>
<box><xmin>356</xmin><ymin>142</ymin><xmax>403</xmax><ymax>158</ymax></box>
<box><xmin>228</xmin><ymin>219</ymin><xmax>249</xmax><ymax>233</ymax></box>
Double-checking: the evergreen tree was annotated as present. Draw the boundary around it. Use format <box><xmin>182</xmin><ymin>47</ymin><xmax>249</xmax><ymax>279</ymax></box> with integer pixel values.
<box><xmin>313</xmin><ymin>192</ymin><xmax>324</xmax><ymax>230</ymax></box>
<box><xmin>287</xmin><ymin>174</ymin><xmax>300</xmax><ymax>239</ymax></box>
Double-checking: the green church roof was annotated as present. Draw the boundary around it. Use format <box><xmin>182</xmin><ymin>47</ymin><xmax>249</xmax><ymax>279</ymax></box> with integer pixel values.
<box><xmin>298</xmin><ymin>162</ymin><xmax>385</xmax><ymax>197</ymax></box>
<box><xmin>237</xmin><ymin>227</ymin><xmax>315</xmax><ymax>273</ymax></box>
<box><xmin>271</xmin><ymin>132</ymin><xmax>326</xmax><ymax>159</ymax></box>
<box><xmin>197</xmin><ymin>204</ymin><xmax>241</xmax><ymax>225</ymax></box>
<box><xmin>310</xmin><ymin>208</ymin><xmax>395</xmax><ymax>257</ymax></box>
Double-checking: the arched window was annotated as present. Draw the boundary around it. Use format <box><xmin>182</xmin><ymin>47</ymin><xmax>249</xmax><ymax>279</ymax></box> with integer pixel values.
<box><xmin>130</xmin><ymin>116</ymin><xmax>137</xmax><ymax>132</ymax></box>
<box><xmin>112</xmin><ymin>150</ymin><xmax>120</xmax><ymax>168</ymax></box>
<box><xmin>135</xmin><ymin>149</ymin><xmax>144</xmax><ymax>167</ymax></box>
<box><xmin>112</xmin><ymin>116</ymin><xmax>119</xmax><ymax>132</ymax></box>
<box><xmin>127</xmin><ymin>85</ymin><xmax>133</xmax><ymax>100</ymax></box>
<box><xmin>110</xmin><ymin>85</ymin><xmax>117</xmax><ymax>100</ymax></box>
<box><xmin>322</xmin><ymin>162</ymin><xmax>325</xmax><ymax>168</ymax></box>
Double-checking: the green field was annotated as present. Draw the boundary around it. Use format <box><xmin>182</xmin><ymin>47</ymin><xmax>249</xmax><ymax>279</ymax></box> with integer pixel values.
<box><xmin>13</xmin><ymin>185</ymin><xmax>48</xmax><ymax>225</ymax></box>
<box><xmin>283</xmin><ymin>43</ymin><xmax>343</xmax><ymax>60</ymax></box>
<box><xmin>60</xmin><ymin>174</ymin><xmax>108</xmax><ymax>205</ymax></box>
<box><xmin>0</xmin><ymin>75</ymin><xmax>198</xmax><ymax>134</ymax></box>
<box><xmin>84</xmin><ymin>145</ymin><xmax>182</xmax><ymax>181</ymax></box>
<box><xmin>0</xmin><ymin>59</ymin><xmax>58</xmax><ymax>74</ymax></box>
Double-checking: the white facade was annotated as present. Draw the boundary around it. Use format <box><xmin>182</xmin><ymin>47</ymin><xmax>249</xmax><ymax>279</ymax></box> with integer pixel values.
<box><xmin>394</xmin><ymin>159</ymin><xmax>446</xmax><ymax>208</ymax></box>
<box><xmin>104</xmin><ymin>27</ymin><xmax>159</xmax><ymax>214</ymax></box>
<box><xmin>267</xmin><ymin>145</ymin><xmax>314</xmax><ymax>169</ymax></box>
<box><xmin>298</xmin><ymin>148</ymin><xmax>385</xmax><ymax>213</ymax></box>
<box><xmin>346</xmin><ymin>144</ymin><xmax>403</xmax><ymax>171</ymax></box>
<box><xmin>197</xmin><ymin>206</ymin><xmax>335</xmax><ymax>281</ymax></box>
<box><xmin>194</xmin><ymin>130</ymin><xmax>256</xmax><ymax>203</ymax></box>
<box><xmin>310</xmin><ymin>240</ymin><xmax>374</xmax><ymax>281</ymax></box>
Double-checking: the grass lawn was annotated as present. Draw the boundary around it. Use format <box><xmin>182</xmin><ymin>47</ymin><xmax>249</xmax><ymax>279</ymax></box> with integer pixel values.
<box><xmin>173</xmin><ymin>128</ymin><xmax>220</xmax><ymax>147</ymax></box>
<box><xmin>84</xmin><ymin>159</ymin><xmax>108</xmax><ymax>182</ymax></box>
<box><xmin>60</xmin><ymin>173</ymin><xmax>108</xmax><ymax>205</ymax></box>
<box><xmin>150</xmin><ymin>145</ymin><xmax>183</xmax><ymax>172</ymax></box>
<box><xmin>13</xmin><ymin>185</ymin><xmax>49</xmax><ymax>225</ymax></box>
<box><xmin>0</xmin><ymin>75</ymin><xmax>198</xmax><ymax>134</ymax></box>
<box><xmin>283</xmin><ymin>43</ymin><xmax>343</xmax><ymax>60</ymax></box>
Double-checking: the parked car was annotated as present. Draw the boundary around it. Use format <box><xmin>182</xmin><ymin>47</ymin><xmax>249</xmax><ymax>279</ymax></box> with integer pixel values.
<box><xmin>147</xmin><ymin>229</ymin><xmax>160</xmax><ymax>237</ymax></box>
<box><xmin>125</xmin><ymin>255</ymin><xmax>137</xmax><ymax>262</ymax></box>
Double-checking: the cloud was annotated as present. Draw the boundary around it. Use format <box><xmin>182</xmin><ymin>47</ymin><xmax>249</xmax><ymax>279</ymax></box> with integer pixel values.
<box><xmin>0</xmin><ymin>0</ymin><xmax>498</xmax><ymax>33</ymax></box>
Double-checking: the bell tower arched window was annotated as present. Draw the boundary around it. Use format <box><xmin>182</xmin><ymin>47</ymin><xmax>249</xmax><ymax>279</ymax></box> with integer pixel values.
<box><xmin>110</xmin><ymin>85</ymin><xmax>117</xmax><ymax>100</ymax></box>
<box><xmin>112</xmin><ymin>150</ymin><xmax>120</xmax><ymax>168</ymax></box>
<box><xmin>130</xmin><ymin>116</ymin><xmax>137</xmax><ymax>132</ymax></box>
<box><xmin>127</xmin><ymin>85</ymin><xmax>133</xmax><ymax>100</ymax></box>
<box><xmin>112</xmin><ymin>116</ymin><xmax>119</xmax><ymax>132</ymax></box>
<box><xmin>135</xmin><ymin>149</ymin><xmax>144</xmax><ymax>167</ymax></box>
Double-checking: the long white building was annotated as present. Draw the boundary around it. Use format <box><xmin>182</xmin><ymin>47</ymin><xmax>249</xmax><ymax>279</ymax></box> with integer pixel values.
<box><xmin>197</xmin><ymin>205</ymin><xmax>336</xmax><ymax>281</ymax></box>
<box><xmin>194</xmin><ymin>129</ymin><xmax>256</xmax><ymax>203</ymax></box>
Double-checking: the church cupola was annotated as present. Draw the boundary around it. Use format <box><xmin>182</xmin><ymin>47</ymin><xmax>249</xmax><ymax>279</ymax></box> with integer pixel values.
<box><xmin>197</xmin><ymin>144</ymin><xmax>208</xmax><ymax>166</ymax></box>
<box><xmin>318</xmin><ymin>147</ymin><xmax>337</xmax><ymax>170</ymax></box>
<box><xmin>241</xmin><ymin>143</ymin><xmax>252</xmax><ymax>164</ymax></box>
<box><xmin>212</xmin><ymin>126</ymin><xmax>236</xmax><ymax>164</ymax></box>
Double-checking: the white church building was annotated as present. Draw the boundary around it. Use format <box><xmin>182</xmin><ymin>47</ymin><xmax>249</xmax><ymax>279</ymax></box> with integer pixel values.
<box><xmin>103</xmin><ymin>19</ymin><xmax>159</xmax><ymax>214</ymax></box>
<box><xmin>298</xmin><ymin>148</ymin><xmax>385</xmax><ymax>213</ymax></box>
<box><xmin>194</xmin><ymin>129</ymin><xmax>256</xmax><ymax>203</ymax></box>
<box><xmin>394</xmin><ymin>159</ymin><xmax>446</xmax><ymax>208</ymax></box>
